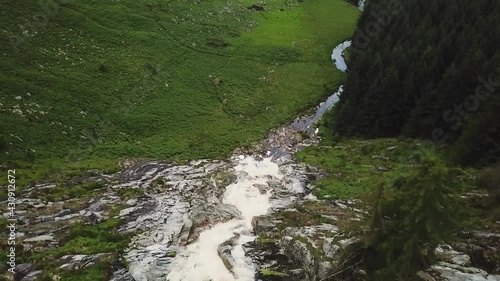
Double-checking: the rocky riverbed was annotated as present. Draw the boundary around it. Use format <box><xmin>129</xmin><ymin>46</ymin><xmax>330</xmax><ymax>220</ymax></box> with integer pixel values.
<box><xmin>10</xmin><ymin>120</ymin><xmax>500</xmax><ymax>281</ymax></box>
<box><xmin>6</xmin><ymin>2</ymin><xmax>500</xmax><ymax>279</ymax></box>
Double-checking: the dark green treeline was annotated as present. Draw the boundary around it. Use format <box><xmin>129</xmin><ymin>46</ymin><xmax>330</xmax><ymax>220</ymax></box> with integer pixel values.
<box><xmin>331</xmin><ymin>0</ymin><xmax>500</xmax><ymax>166</ymax></box>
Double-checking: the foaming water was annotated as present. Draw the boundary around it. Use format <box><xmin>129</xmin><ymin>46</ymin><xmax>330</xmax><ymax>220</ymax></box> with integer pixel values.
<box><xmin>166</xmin><ymin>156</ymin><xmax>282</xmax><ymax>281</ymax></box>
<box><xmin>166</xmin><ymin>25</ymin><xmax>358</xmax><ymax>281</ymax></box>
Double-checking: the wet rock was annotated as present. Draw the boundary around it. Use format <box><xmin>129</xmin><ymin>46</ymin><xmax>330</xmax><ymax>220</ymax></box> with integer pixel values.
<box><xmin>55</xmin><ymin>209</ymin><xmax>74</xmax><ymax>218</ymax></box>
<box><xmin>252</xmin><ymin>215</ymin><xmax>276</xmax><ymax>233</ymax></box>
<box><xmin>55</xmin><ymin>209</ymin><xmax>80</xmax><ymax>221</ymax></box>
<box><xmin>268</xmin><ymin>179</ymin><xmax>284</xmax><ymax>190</ymax></box>
<box><xmin>20</xmin><ymin>270</ymin><xmax>42</xmax><ymax>281</ymax></box>
<box><xmin>84</xmin><ymin>211</ymin><xmax>106</xmax><ymax>224</ymax></box>
<box><xmin>24</xmin><ymin>234</ymin><xmax>54</xmax><ymax>242</ymax></box>
<box><xmin>254</xmin><ymin>183</ymin><xmax>270</xmax><ymax>194</ymax></box>
<box><xmin>318</xmin><ymin>261</ymin><xmax>334</xmax><ymax>280</ymax></box>
<box><xmin>126</xmin><ymin>199</ymin><xmax>138</xmax><ymax>206</ymax></box>
<box><xmin>304</xmin><ymin>193</ymin><xmax>318</xmax><ymax>201</ymax></box>
<box><xmin>23</xmin><ymin>183</ymin><xmax>57</xmax><ymax>194</ymax></box>
<box><xmin>179</xmin><ymin>218</ymin><xmax>193</xmax><ymax>244</ymax></box>
<box><xmin>33</xmin><ymin>215</ymin><xmax>54</xmax><ymax>223</ymax></box>
<box><xmin>417</xmin><ymin>271</ymin><xmax>436</xmax><ymax>281</ymax></box>
<box><xmin>452</xmin><ymin>255</ymin><xmax>472</xmax><ymax>267</ymax></box>
<box><xmin>190</xmin><ymin>202</ymin><xmax>241</xmax><ymax>231</ymax></box>
<box><xmin>282</xmin><ymin>237</ymin><xmax>315</xmax><ymax>275</ymax></box>
<box><xmin>420</xmin><ymin>261</ymin><xmax>500</xmax><ymax>281</ymax></box>
<box><xmin>338</xmin><ymin>237</ymin><xmax>360</xmax><ymax>249</ymax></box>
<box><xmin>247</xmin><ymin>239</ymin><xmax>306</xmax><ymax>281</ymax></box>
<box><xmin>59</xmin><ymin>253</ymin><xmax>110</xmax><ymax>270</ymax></box>
<box><xmin>110</xmin><ymin>268</ymin><xmax>135</xmax><ymax>281</ymax></box>
<box><xmin>18</xmin><ymin>198</ymin><xmax>45</xmax><ymax>208</ymax></box>
<box><xmin>436</xmin><ymin>245</ymin><xmax>471</xmax><ymax>266</ymax></box>
<box><xmin>119</xmin><ymin>206</ymin><xmax>140</xmax><ymax>218</ymax></box>
<box><xmin>218</xmin><ymin>236</ymin><xmax>239</xmax><ymax>271</ymax></box>
<box><xmin>15</xmin><ymin>263</ymin><xmax>35</xmax><ymax>279</ymax></box>
<box><xmin>323</xmin><ymin>238</ymin><xmax>340</xmax><ymax>259</ymax></box>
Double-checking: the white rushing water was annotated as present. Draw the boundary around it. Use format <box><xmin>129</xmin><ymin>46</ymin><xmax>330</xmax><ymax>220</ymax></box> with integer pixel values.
<box><xmin>166</xmin><ymin>156</ymin><xmax>283</xmax><ymax>281</ymax></box>
<box><xmin>358</xmin><ymin>0</ymin><xmax>366</xmax><ymax>10</ymax></box>
<box><xmin>166</xmin><ymin>3</ymin><xmax>364</xmax><ymax>277</ymax></box>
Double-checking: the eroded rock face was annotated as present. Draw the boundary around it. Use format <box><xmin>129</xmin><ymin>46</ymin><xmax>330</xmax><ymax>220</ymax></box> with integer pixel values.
<box><xmin>252</xmin><ymin>216</ymin><xmax>276</xmax><ymax>233</ymax></box>
<box><xmin>417</xmin><ymin>234</ymin><xmax>500</xmax><ymax>281</ymax></box>
<box><xmin>218</xmin><ymin>236</ymin><xmax>240</xmax><ymax>271</ymax></box>
<box><xmin>113</xmin><ymin>46</ymin><xmax>347</xmax><ymax>279</ymax></box>
<box><xmin>420</xmin><ymin>262</ymin><xmax>500</xmax><ymax>281</ymax></box>
<box><xmin>14</xmin><ymin>264</ymin><xmax>35</xmax><ymax>280</ymax></box>
<box><xmin>436</xmin><ymin>245</ymin><xmax>472</xmax><ymax>266</ymax></box>
<box><xmin>248</xmin><ymin>199</ymin><xmax>363</xmax><ymax>281</ymax></box>
<box><xmin>113</xmin><ymin>152</ymin><xmax>312</xmax><ymax>280</ymax></box>
<box><xmin>20</xmin><ymin>270</ymin><xmax>42</xmax><ymax>281</ymax></box>
<box><xmin>59</xmin><ymin>253</ymin><xmax>111</xmax><ymax>271</ymax></box>
<box><xmin>117</xmin><ymin>160</ymin><xmax>240</xmax><ymax>280</ymax></box>
<box><xmin>110</xmin><ymin>268</ymin><xmax>135</xmax><ymax>281</ymax></box>
<box><xmin>246</xmin><ymin>240</ymin><xmax>307</xmax><ymax>281</ymax></box>
<box><xmin>323</xmin><ymin>238</ymin><xmax>340</xmax><ymax>259</ymax></box>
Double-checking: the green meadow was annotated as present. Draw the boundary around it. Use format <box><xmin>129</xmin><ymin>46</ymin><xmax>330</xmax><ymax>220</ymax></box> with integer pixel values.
<box><xmin>0</xmin><ymin>0</ymin><xmax>360</xmax><ymax>175</ymax></box>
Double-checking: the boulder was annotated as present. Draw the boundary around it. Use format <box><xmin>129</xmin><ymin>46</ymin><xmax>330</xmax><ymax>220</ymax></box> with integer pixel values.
<box><xmin>15</xmin><ymin>263</ymin><xmax>35</xmax><ymax>279</ymax></box>
<box><xmin>318</xmin><ymin>261</ymin><xmax>334</xmax><ymax>280</ymax></box>
<box><xmin>217</xmin><ymin>236</ymin><xmax>239</xmax><ymax>271</ymax></box>
<box><xmin>436</xmin><ymin>245</ymin><xmax>472</xmax><ymax>266</ymax></box>
<box><xmin>110</xmin><ymin>268</ymin><xmax>135</xmax><ymax>281</ymax></box>
<box><xmin>20</xmin><ymin>270</ymin><xmax>42</xmax><ymax>281</ymax></box>
<box><xmin>419</xmin><ymin>262</ymin><xmax>500</xmax><ymax>281</ymax></box>
<box><xmin>323</xmin><ymin>238</ymin><xmax>340</xmax><ymax>258</ymax></box>
<box><xmin>59</xmin><ymin>253</ymin><xmax>110</xmax><ymax>271</ymax></box>
<box><xmin>252</xmin><ymin>216</ymin><xmax>276</xmax><ymax>233</ymax></box>
<box><xmin>24</xmin><ymin>234</ymin><xmax>54</xmax><ymax>242</ymax></box>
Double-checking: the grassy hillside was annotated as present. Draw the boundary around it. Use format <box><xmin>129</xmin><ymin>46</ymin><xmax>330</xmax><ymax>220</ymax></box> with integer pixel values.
<box><xmin>297</xmin><ymin>138</ymin><xmax>477</xmax><ymax>199</ymax></box>
<box><xmin>0</xmin><ymin>0</ymin><xmax>359</xmax><ymax>171</ymax></box>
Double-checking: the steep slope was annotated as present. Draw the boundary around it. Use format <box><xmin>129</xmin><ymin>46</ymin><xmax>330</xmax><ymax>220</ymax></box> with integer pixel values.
<box><xmin>0</xmin><ymin>0</ymin><xmax>359</xmax><ymax>164</ymax></box>
<box><xmin>329</xmin><ymin>0</ymin><xmax>500</xmax><ymax>166</ymax></box>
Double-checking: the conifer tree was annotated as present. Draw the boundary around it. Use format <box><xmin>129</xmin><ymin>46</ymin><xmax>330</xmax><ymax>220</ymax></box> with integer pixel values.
<box><xmin>363</xmin><ymin>154</ymin><xmax>467</xmax><ymax>280</ymax></box>
<box><xmin>329</xmin><ymin>0</ymin><xmax>500</xmax><ymax>166</ymax></box>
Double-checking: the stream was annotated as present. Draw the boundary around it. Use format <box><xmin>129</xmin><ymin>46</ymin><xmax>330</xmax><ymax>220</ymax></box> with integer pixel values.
<box><xmin>166</xmin><ymin>157</ymin><xmax>281</xmax><ymax>281</ymax></box>
<box><xmin>113</xmin><ymin>2</ymin><xmax>500</xmax><ymax>281</ymax></box>
<box><xmin>163</xmin><ymin>39</ymin><xmax>351</xmax><ymax>281</ymax></box>
<box><xmin>120</xmin><ymin>5</ymin><xmax>355</xmax><ymax>281</ymax></box>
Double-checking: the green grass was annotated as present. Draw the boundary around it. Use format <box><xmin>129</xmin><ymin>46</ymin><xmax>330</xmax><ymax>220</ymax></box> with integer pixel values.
<box><xmin>58</xmin><ymin>266</ymin><xmax>108</xmax><ymax>281</ymax></box>
<box><xmin>296</xmin><ymin>138</ymin><xmax>478</xmax><ymax>199</ymax></box>
<box><xmin>32</xmin><ymin>181</ymin><xmax>104</xmax><ymax>201</ymax></box>
<box><xmin>260</xmin><ymin>269</ymin><xmax>288</xmax><ymax>277</ymax></box>
<box><xmin>3</xmin><ymin>215</ymin><xmax>133</xmax><ymax>281</ymax></box>
<box><xmin>35</xmin><ymin>255</ymin><xmax>118</xmax><ymax>281</ymax></box>
<box><xmin>0</xmin><ymin>157</ymin><xmax>119</xmax><ymax>191</ymax></box>
<box><xmin>116</xmin><ymin>187</ymin><xmax>145</xmax><ymax>200</ymax></box>
<box><xmin>0</xmin><ymin>0</ymin><xmax>360</xmax><ymax>172</ymax></box>
<box><xmin>30</xmin><ymin>218</ymin><xmax>132</xmax><ymax>261</ymax></box>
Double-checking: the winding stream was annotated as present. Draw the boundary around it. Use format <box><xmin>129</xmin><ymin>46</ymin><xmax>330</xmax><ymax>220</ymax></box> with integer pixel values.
<box><xmin>122</xmin><ymin>4</ymin><xmax>356</xmax><ymax>281</ymax></box>
<box><xmin>165</xmin><ymin>30</ymin><xmax>352</xmax><ymax>281</ymax></box>
<box><xmin>167</xmin><ymin>157</ymin><xmax>282</xmax><ymax>281</ymax></box>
